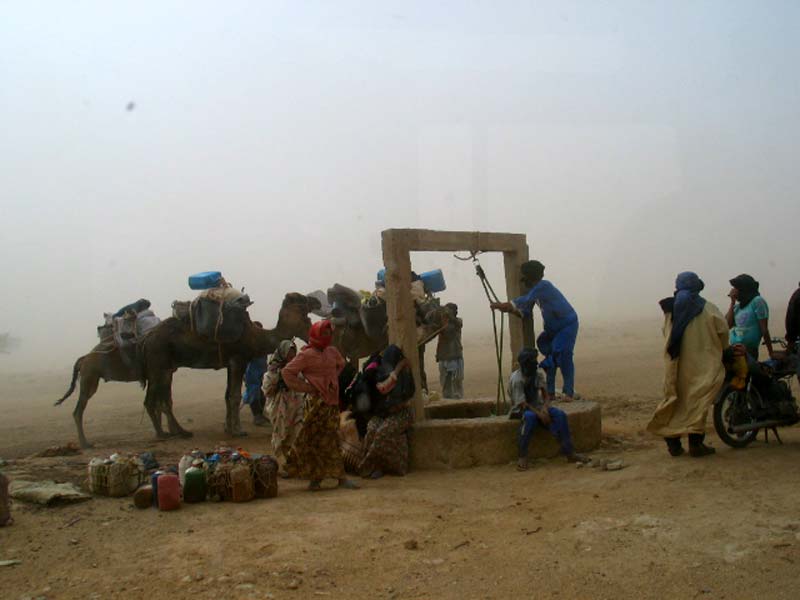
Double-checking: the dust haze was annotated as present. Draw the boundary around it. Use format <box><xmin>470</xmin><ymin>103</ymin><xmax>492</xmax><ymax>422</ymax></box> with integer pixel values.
<box><xmin>2</xmin><ymin>2</ymin><xmax>799</xmax><ymax>372</ymax></box>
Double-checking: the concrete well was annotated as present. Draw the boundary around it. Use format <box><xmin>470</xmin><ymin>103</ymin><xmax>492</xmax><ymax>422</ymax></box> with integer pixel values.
<box><xmin>410</xmin><ymin>400</ymin><xmax>601</xmax><ymax>470</ymax></box>
<box><xmin>424</xmin><ymin>396</ymin><xmax>510</xmax><ymax>420</ymax></box>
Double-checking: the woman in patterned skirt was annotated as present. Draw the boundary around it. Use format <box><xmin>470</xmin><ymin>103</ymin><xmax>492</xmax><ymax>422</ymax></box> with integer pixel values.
<box><xmin>282</xmin><ymin>320</ymin><xmax>359</xmax><ymax>491</ymax></box>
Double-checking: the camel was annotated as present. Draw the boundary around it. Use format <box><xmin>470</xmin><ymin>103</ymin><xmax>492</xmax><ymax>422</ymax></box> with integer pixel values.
<box><xmin>138</xmin><ymin>292</ymin><xmax>320</xmax><ymax>439</ymax></box>
<box><xmin>332</xmin><ymin>305</ymin><xmax>446</xmax><ymax>362</ymax></box>
<box><xmin>55</xmin><ymin>342</ymin><xmax>143</xmax><ymax>448</ymax></box>
<box><xmin>326</xmin><ymin>285</ymin><xmax>449</xmax><ymax>389</ymax></box>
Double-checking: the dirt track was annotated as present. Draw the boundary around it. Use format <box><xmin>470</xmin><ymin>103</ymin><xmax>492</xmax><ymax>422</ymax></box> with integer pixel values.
<box><xmin>2</xmin><ymin>321</ymin><xmax>800</xmax><ymax>599</ymax></box>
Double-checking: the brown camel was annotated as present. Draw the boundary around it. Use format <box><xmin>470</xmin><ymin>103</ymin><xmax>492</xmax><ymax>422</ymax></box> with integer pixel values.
<box><xmin>55</xmin><ymin>342</ymin><xmax>143</xmax><ymax>448</ymax></box>
<box><xmin>331</xmin><ymin>295</ymin><xmax>448</xmax><ymax>392</ymax></box>
<box><xmin>138</xmin><ymin>293</ymin><xmax>319</xmax><ymax>439</ymax></box>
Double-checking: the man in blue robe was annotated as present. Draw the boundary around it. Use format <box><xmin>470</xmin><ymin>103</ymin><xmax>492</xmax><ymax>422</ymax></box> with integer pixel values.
<box><xmin>491</xmin><ymin>260</ymin><xmax>579</xmax><ymax>401</ymax></box>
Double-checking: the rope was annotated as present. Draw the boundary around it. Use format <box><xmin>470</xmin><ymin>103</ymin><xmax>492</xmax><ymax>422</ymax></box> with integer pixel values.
<box><xmin>455</xmin><ymin>252</ymin><xmax>507</xmax><ymax>414</ymax></box>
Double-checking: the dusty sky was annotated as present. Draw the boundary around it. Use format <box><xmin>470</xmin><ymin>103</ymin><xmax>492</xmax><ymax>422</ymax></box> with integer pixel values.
<box><xmin>2</xmin><ymin>1</ymin><xmax>799</xmax><ymax>369</ymax></box>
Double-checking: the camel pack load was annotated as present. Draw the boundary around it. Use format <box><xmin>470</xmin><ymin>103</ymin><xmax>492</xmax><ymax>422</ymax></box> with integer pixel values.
<box><xmin>171</xmin><ymin>271</ymin><xmax>253</xmax><ymax>343</ymax></box>
<box><xmin>97</xmin><ymin>298</ymin><xmax>161</xmax><ymax>357</ymax></box>
<box><xmin>322</xmin><ymin>268</ymin><xmax>448</xmax><ymax>340</ymax></box>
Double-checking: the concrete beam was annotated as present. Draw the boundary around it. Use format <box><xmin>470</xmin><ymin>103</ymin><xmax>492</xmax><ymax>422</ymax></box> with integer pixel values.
<box><xmin>383</xmin><ymin>228</ymin><xmax>527</xmax><ymax>253</ymax></box>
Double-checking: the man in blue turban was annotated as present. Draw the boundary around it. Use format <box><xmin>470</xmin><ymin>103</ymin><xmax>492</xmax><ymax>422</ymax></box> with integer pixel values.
<box><xmin>647</xmin><ymin>272</ymin><xmax>730</xmax><ymax>457</ymax></box>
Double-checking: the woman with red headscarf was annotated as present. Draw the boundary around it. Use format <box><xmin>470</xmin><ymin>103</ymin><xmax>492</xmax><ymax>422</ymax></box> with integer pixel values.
<box><xmin>281</xmin><ymin>320</ymin><xmax>359</xmax><ymax>491</ymax></box>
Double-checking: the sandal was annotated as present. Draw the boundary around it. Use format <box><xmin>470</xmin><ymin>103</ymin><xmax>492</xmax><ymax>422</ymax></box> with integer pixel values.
<box><xmin>516</xmin><ymin>458</ymin><xmax>529</xmax><ymax>471</ymax></box>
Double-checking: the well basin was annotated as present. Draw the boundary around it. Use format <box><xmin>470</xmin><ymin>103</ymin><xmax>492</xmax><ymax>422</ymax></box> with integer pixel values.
<box><xmin>411</xmin><ymin>399</ymin><xmax>601</xmax><ymax>470</ymax></box>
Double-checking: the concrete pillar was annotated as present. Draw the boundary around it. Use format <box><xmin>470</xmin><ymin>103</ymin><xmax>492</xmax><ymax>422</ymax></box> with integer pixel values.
<box><xmin>381</xmin><ymin>230</ymin><xmax>426</xmax><ymax>421</ymax></box>
<box><xmin>503</xmin><ymin>243</ymin><xmax>534</xmax><ymax>365</ymax></box>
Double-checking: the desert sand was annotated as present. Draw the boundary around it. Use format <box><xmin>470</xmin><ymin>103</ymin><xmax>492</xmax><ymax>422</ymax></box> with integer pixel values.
<box><xmin>2</xmin><ymin>319</ymin><xmax>800</xmax><ymax>599</ymax></box>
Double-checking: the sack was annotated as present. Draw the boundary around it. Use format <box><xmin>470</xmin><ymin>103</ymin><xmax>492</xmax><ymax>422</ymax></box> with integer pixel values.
<box><xmin>134</xmin><ymin>310</ymin><xmax>160</xmax><ymax>338</ymax></box>
<box><xmin>252</xmin><ymin>457</ymin><xmax>278</xmax><ymax>499</ymax></box>
<box><xmin>88</xmin><ymin>458</ymin><xmax>143</xmax><ymax>497</ymax></box>
<box><xmin>191</xmin><ymin>295</ymin><xmax>251</xmax><ymax>343</ymax></box>
<box><xmin>106</xmin><ymin>309</ymin><xmax>161</xmax><ymax>349</ymax></box>
<box><xmin>97</xmin><ymin>313</ymin><xmax>114</xmax><ymax>340</ymax></box>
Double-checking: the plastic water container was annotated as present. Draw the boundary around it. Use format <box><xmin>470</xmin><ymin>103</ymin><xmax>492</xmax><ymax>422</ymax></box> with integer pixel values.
<box><xmin>133</xmin><ymin>485</ymin><xmax>153</xmax><ymax>509</ymax></box>
<box><xmin>188</xmin><ymin>271</ymin><xmax>223</xmax><ymax>290</ymax></box>
<box><xmin>183</xmin><ymin>467</ymin><xmax>207</xmax><ymax>503</ymax></box>
<box><xmin>377</xmin><ymin>268</ymin><xmax>447</xmax><ymax>294</ymax></box>
<box><xmin>157</xmin><ymin>473</ymin><xmax>181</xmax><ymax>511</ymax></box>
<box><xmin>178</xmin><ymin>454</ymin><xmax>194</xmax><ymax>487</ymax></box>
<box><xmin>420</xmin><ymin>269</ymin><xmax>446</xmax><ymax>293</ymax></box>
<box><xmin>150</xmin><ymin>471</ymin><xmax>163</xmax><ymax>507</ymax></box>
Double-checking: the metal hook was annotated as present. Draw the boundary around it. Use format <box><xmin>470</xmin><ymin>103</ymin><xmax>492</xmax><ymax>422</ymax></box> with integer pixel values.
<box><xmin>453</xmin><ymin>250</ymin><xmax>482</xmax><ymax>263</ymax></box>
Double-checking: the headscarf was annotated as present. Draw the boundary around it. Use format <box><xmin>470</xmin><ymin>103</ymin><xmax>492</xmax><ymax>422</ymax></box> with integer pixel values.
<box><xmin>308</xmin><ymin>320</ymin><xmax>333</xmax><ymax>350</ymax></box>
<box><xmin>268</xmin><ymin>339</ymin><xmax>296</xmax><ymax>371</ymax></box>
<box><xmin>730</xmin><ymin>274</ymin><xmax>760</xmax><ymax>309</ymax></box>
<box><xmin>380</xmin><ymin>344</ymin><xmax>404</xmax><ymax>370</ymax></box>
<box><xmin>517</xmin><ymin>347</ymin><xmax>541</xmax><ymax>403</ymax></box>
<box><xmin>666</xmin><ymin>271</ymin><xmax>707</xmax><ymax>360</ymax></box>
<box><xmin>520</xmin><ymin>260</ymin><xmax>545</xmax><ymax>283</ymax></box>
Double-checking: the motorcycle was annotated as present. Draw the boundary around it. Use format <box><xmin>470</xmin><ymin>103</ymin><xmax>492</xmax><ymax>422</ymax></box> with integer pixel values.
<box><xmin>713</xmin><ymin>338</ymin><xmax>800</xmax><ymax>448</ymax></box>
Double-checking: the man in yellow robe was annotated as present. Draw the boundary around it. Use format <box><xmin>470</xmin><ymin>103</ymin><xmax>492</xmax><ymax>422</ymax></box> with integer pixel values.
<box><xmin>647</xmin><ymin>272</ymin><xmax>730</xmax><ymax>457</ymax></box>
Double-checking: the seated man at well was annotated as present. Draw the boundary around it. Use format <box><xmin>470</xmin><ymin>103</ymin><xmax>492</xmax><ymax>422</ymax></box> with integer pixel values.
<box><xmin>509</xmin><ymin>348</ymin><xmax>588</xmax><ymax>471</ymax></box>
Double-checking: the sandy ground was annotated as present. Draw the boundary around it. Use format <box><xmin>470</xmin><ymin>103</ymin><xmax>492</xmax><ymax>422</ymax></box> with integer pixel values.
<box><xmin>2</xmin><ymin>320</ymin><xmax>800</xmax><ymax>599</ymax></box>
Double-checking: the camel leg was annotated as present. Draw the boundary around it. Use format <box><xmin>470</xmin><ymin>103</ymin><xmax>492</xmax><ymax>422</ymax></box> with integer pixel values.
<box><xmin>144</xmin><ymin>376</ymin><xmax>169</xmax><ymax>439</ymax></box>
<box><xmin>73</xmin><ymin>373</ymin><xmax>100</xmax><ymax>449</ymax></box>
<box><xmin>225</xmin><ymin>361</ymin><xmax>247</xmax><ymax>437</ymax></box>
<box><xmin>162</xmin><ymin>372</ymin><xmax>192</xmax><ymax>438</ymax></box>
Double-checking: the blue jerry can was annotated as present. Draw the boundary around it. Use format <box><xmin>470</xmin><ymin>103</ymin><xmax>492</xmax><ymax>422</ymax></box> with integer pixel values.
<box><xmin>420</xmin><ymin>269</ymin><xmax>446</xmax><ymax>293</ymax></box>
<box><xmin>188</xmin><ymin>271</ymin><xmax>223</xmax><ymax>290</ymax></box>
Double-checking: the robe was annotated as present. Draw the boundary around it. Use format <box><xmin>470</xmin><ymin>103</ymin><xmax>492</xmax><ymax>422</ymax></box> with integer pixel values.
<box><xmin>647</xmin><ymin>302</ymin><xmax>730</xmax><ymax>437</ymax></box>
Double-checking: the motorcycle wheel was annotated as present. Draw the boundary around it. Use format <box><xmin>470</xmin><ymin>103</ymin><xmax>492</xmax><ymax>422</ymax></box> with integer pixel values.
<box><xmin>713</xmin><ymin>385</ymin><xmax>760</xmax><ymax>448</ymax></box>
